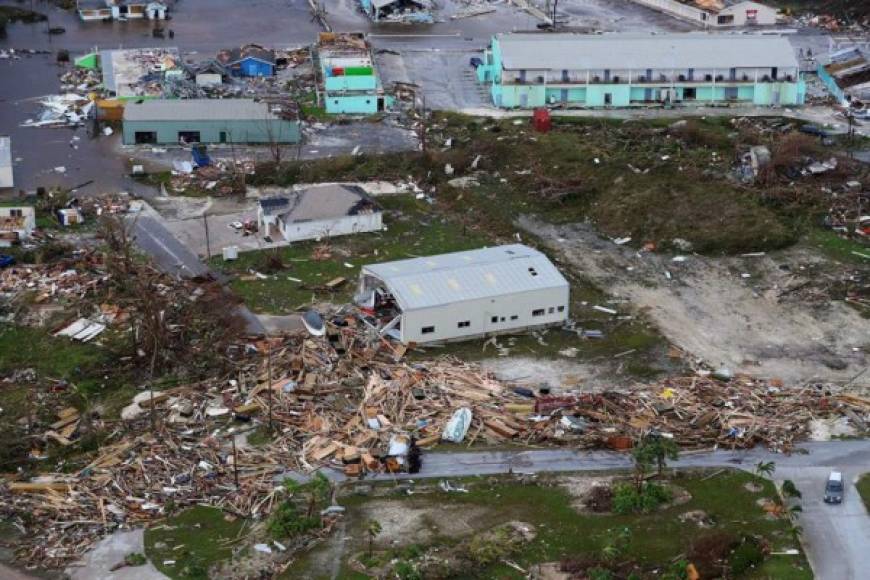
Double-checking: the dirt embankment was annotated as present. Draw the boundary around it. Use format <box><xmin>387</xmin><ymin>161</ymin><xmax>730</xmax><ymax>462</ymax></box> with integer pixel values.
<box><xmin>520</xmin><ymin>216</ymin><xmax>868</xmax><ymax>386</ymax></box>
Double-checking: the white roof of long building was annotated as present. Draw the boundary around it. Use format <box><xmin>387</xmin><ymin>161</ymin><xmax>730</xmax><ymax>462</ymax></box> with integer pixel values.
<box><xmin>362</xmin><ymin>244</ymin><xmax>568</xmax><ymax>311</ymax></box>
<box><xmin>496</xmin><ymin>33</ymin><xmax>798</xmax><ymax>71</ymax></box>
<box><xmin>124</xmin><ymin>99</ymin><xmax>281</xmax><ymax>122</ymax></box>
<box><xmin>0</xmin><ymin>136</ymin><xmax>12</xmax><ymax>188</ymax></box>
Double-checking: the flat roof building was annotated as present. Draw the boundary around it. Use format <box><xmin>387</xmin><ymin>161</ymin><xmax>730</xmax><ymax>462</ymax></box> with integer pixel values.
<box><xmin>476</xmin><ymin>32</ymin><xmax>804</xmax><ymax>109</ymax></box>
<box><xmin>122</xmin><ymin>99</ymin><xmax>301</xmax><ymax>145</ymax></box>
<box><xmin>357</xmin><ymin>244</ymin><xmax>570</xmax><ymax>344</ymax></box>
<box><xmin>317</xmin><ymin>32</ymin><xmax>391</xmax><ymax>115</ymax></box>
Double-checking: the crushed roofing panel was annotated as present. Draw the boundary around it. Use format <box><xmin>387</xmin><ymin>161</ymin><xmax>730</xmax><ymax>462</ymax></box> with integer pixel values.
<box><xmin>496</xmin><ymin>33</ymin><xmax>799</xmax><ymax>71</ymax></box>
<box><xmin>277</xmin><ymin>184</ymin><xmax>379</xmax><ymax>223</ymax></box>
<box><xmin>363</xmin><ymin>244</ymin><xmax>568</xmax><ymax>311</ymax></box>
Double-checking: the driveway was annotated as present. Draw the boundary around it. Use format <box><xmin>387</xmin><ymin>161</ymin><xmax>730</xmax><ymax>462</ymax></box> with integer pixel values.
<box><xmin>317</xmin><ymin>440</ymin><xmax>870</xmax><ymax>580</ymax></box>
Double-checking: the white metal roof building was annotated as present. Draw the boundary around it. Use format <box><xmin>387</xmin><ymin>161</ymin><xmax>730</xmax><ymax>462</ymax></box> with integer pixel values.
<box><xmin>358</xmin><ymin>244</ymin><xmax>570</xmax><ymax>344</ymax></box>
<box><xmin>495</xmin><ymin>33</ymin><xmax>799</xmax><ymax>72</ymax></box>
<box><xmin>0</xmin><ymin>137</ymin><xmax>12</xmax><ymax>189</ymax></box>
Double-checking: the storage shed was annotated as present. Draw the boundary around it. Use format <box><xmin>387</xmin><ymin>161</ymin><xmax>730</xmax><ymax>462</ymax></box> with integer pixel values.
<box><xmin>217</xmin><ymin>45</ymin><xmax>276</xmax><ymax>77</ymax></box>
<box><xmin>356</xmin><ymin>244</ymin><xmax>570</xmax><ymax>344</ymax></box>
<box><xmin>122</xmin><ymin>99</ymin><xmax>301</xmax><ymax>145</ymax></box>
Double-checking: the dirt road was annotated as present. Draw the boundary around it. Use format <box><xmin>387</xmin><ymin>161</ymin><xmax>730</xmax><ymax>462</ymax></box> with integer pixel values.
<box><xmin>520</xmin><ymin>217</ymin><xmax>868</xmax><ymax>385</ymax></box>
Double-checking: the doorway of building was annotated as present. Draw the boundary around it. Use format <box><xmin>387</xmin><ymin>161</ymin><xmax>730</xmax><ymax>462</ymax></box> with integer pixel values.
<box><xmin>219</xmin><ymin>131</ymin><xmax>228</xmax><ymax>143</ymax></box>
<box><xmin>604</xmin><ymin>93</ymin><xmax>612</xmax><ymax>105</ymax></box>
<box><xmin>178</xmin><ymin>131</ymin><xmax>201</xmax><ymax>144</ymax></box>
<box><xmin>684</xmin><ymin>87</ymin><xmax>697</xmax><ymax>100</ymax></box>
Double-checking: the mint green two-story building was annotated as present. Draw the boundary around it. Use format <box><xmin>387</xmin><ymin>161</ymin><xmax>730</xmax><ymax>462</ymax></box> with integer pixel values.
<box><xmin>476</xmin><ymin>33</ymin><xmax>805</xmax><ymax>109</ymax></box>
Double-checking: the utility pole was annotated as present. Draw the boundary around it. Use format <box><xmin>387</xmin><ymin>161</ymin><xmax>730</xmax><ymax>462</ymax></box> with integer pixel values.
<box><xmin>203</xmin><ymin>211</ymin><xmax>211</xmax><ymax>260</ymax></box>
<box><xmin>552</xmin><ymin>0</ymin><xmax>558</xmax><ymax>30</ymax></box>
<box><xmin>231</xmin><ymin>433</ymin><xmax>239</xmax><ymax>489</ymax></box>
<box><xmin>267</xmin><ymin>341</ymin><xmax>274</xmax><ymax>432</ymax></box>
<box><xmin>149</xmin><ymin>387</ymin><xmax>156</xmax><ymax>434</ymax></box>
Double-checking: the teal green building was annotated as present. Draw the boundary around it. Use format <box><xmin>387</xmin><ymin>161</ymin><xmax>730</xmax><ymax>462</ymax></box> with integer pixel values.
<box><xmin>476</xmin><ymin>33</ymin><xmax>806</xmax><ymax>109</ymax></box>
<box><xmin>318</xmin><ymin>32</ymin><xmax>392</xmax><ymax>115</ymax></box>
<box><xmin>122</xmin><ymin>99</ymin><xmax>300</xmax><ymax>145</ymax></box>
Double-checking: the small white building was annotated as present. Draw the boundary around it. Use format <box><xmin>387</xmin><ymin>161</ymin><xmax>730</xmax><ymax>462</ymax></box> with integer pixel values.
<box><xmin>357</xmin><ymin>244</ymin><xmax>570</xmax><ymax>344</ymax></box>
<box><xmin>257</xmin><ymin>184</ymin><xmax>382</xmax><ymax>243</ymax></box>
<box><xmin>627</xmin><ymin>0</ymin><xmax>778</xmax><ymax>27</ymax></box>
<box><xmin>0</xmin><ymin>136</ymin><xmax>12</xmax><ymax>189</ymax></box>
<box><xmin>0</xmin><ymin>206</ymin><xmax>36</xmax><ymax>247</ymax></box>
<box><xmin>77</xmin><ymin>1</ymin><xmax>167</xmax><ymax>21</ymax></box>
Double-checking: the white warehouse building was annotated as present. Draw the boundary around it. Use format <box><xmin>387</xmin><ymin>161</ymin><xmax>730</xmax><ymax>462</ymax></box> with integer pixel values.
<box><xmin>356</xmin><ymin>244</ymin><xmax>570</xmax><ymax>344</ymax></box>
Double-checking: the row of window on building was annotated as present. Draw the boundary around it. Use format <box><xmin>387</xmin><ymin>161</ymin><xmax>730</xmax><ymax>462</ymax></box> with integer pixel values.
<box><xmin>420</xmin><ymin>305</ymin><xmax>565</xmax><ymax>335</ymax></box>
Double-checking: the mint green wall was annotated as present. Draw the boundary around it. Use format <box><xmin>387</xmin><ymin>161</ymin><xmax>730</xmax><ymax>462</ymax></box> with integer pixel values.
<box><xmin>481</xmin><ymin>36</ymin><xmax>805</xmax><ymax>109</ymax></box>
<box><xmin>325</xmin><ymin>76</ymin><xmax>377</xmax><ymax>91</ymax></box>
<box><xmin>325</xmin><ymin>94</ymin><xmax>380</xmax><ymax>114</ymax></box>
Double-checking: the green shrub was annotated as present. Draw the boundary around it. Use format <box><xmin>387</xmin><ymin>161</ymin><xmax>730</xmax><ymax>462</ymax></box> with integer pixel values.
<box><xmin>730</xmin><ymin>537</ymin><xmax>765</xmax><ymax>574</ymax></box>
<box><xmin>612</xmin><ymin>483</ymin><xmax>672</xmax><ymax>514</ymax></box>
<box><xmin>394</xmin><ymin>560</ymin><xmax>423</xmax><ymax>580</ymax></box>
<box><xmin>266</xmin><ymin>502</ymin><xmax>319</xmax><ymax>539</ymax></box>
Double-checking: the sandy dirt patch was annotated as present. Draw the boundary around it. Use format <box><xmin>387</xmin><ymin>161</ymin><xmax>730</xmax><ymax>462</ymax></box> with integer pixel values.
<box><xmin>520</xmin><ymin>217</ymin><xmax>868</xmax><ymax>385</ymax></box>
<box><xmin>358</xmin><ymin>500</ymin><xmax>489</xmax><ymax>547</ymax></box>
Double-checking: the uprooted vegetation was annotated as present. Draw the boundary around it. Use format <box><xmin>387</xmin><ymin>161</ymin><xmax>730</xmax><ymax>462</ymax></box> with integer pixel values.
<box><xmin>249</xmin><ymin>114</ymin><xmax>869</xmax><ymax>256</ymax></box>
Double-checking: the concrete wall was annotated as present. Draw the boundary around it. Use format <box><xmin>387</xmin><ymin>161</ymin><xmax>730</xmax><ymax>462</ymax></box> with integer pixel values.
<box><xmin>122</xmin><ymin>118</ymin><xmax>300</xmax><ymax>144</ymax></box>
<box><xmin>324</xmin><ymin>94</ymin><xmax>380</xmax><ymax>114</ymax></box>
<box><xmin>325</xmin><ymin>75</ymin><xmax>377</xmax><ymax>92</ymax></box>
<box><xmin>628</xmin><ymin>0</ymin><xmax>710</xmax><ymax>26</ymax></box>
<box><xmin>278</xmin><ymin>212</ymin><xmax>382</xmax><ymax>243</ymax></box>
<box><xmin>400</xmin><ymin>286</ymin><xmax>569</xmax><ymax>344</ymax></box>
<box><xmin>492</xmin><ymin>79</ymin><xmax>805</xmax><ymax>108</ymax></box>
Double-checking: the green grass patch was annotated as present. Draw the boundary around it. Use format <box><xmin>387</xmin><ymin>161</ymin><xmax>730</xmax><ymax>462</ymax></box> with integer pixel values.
<box><xmin>211</xmin><ymin>195</ymin><xmax>488</xmax><ymax>314</ymax></box>
<box><xmin>312</xmin><ymin>470</ymin><xmax>811</xmax><ymax>580</ymax></box>
<box><xmin>144</xmin><ymin>506</ymin><xmax>247</xmax><ymax>580</ymax></box>
<box><xmin>0</xmin><ymin>325</ymin><xmax>108</xmax><ymax>387</ymax></box>
<box><xmin>858</xmin><ymin>473</ymin><xmax>870</xmax><ymax>512</ymax></box>
<box><xmin>806</xmin><ymin>228</ymin><xmax>870</xmax><ymax>264</ymax></box>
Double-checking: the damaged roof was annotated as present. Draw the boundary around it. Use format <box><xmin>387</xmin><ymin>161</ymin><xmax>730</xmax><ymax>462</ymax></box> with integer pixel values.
<box><xmin>362</xmin><ymin>244</ymin><xmax>569</xmax><ymax>311</ymax></box>
<box><xmin>217</xmin><ymin>44</ymin><xmax>276</xmax><ymax>66</ymax></box>
<box><xmin>495</xmin><ymin>33</ymin><xmax>799</xmax><ymax>71</ymax></box>
<box><xmin>277</xmin><ymin>184</ymin><xmax>379</xmax><ymax>223</ymax></box>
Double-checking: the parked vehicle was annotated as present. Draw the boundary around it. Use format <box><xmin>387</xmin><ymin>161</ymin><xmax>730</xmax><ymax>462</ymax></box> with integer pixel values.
<box><xmin>469</xmin><ymin>57</ymin><xmax>483</xmax><ymax>69</ymax></box>
<box><xmin>0</xmin><ymin>255</ymin><xmax>15</xmax><ymax>268</ymax></box>
<box><xmin>824</xmin><ymin>471</ymin><xmax>844</xmax><ymax>504</ymax></box>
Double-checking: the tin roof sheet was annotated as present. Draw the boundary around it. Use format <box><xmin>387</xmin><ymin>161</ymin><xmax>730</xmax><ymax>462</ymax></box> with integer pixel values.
<box><xmin>362</xmin><ymin>244</ymin><xmax>568</xmax><ymax>311</ymax></box>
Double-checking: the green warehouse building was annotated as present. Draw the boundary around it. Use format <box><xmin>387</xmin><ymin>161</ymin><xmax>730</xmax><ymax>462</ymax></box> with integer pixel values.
<box><xmin>476</xmin><ymin>33</ymin><xmax>806</xmax><ymax>109</ymax></box>
<box><xmin>122</xmin><ymin>99</ymin><xmax>301</xmax><ymax>145</ymax></box>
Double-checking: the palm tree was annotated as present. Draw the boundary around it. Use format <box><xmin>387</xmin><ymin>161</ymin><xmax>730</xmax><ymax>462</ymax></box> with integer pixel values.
<box><xmin>754</xmin><ymin>460</ymin><xmax>776</xmax><ymax>479</ymax></box>
<box><xmin>366</xmin><ymin>519</ymin><xmax>382</xmax><ymax>558</ymax></box>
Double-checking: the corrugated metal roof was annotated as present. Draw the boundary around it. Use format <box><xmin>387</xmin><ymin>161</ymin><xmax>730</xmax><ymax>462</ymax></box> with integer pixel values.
<box><xmin>362</xmin><ymin>244</ymin><xmax>568</xmax><ymax>311</ymax></box>
<box><xmin>123</xmin><ymin>99</ymin><xmax>281</xmax><ymax>122</ymax></box>
<box><xmin>496</xmin><ymin>33</ymin><xmax>799</xmax><ymax>71</ymax></box>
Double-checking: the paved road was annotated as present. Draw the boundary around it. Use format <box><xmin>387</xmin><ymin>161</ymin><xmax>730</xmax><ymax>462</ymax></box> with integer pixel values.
<box><xmin>322</xmin><ymin>440</ymin><xmax>870</xmax><ymax>580</ymax></box>
<box><xmin>129</xmin><ymin>204</ymin><xmax>267</xmax><ymax>335</ymax></box>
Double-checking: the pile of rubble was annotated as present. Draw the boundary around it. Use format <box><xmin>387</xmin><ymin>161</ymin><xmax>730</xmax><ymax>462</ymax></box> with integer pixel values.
<box><xmin>168</xmin><ymin>159</ymin><xmax>253</xmax><ymax>196</ymax></box>
<box><xmin>0</xmin><ymin>250</ymin><xmax>109</xmax><ymax>305</ymax></box>
<box><xmin>3</xmin><ymin>312</ymin><xmax>868</xmax><ymax>567</ymax></box>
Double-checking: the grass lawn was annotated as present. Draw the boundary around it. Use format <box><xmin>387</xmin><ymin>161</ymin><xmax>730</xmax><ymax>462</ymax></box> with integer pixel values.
<box><xmin>807</xmin><ymin>228</ymin><xmax>870</xmax><ymax>265</ymax></box>
<box><xmin>210</xmin><ymin>195</ymin><xmax>489</xmax><ymax>314</ymax></box>
<box><xmin>290</xmin><ymin>470</ymin><xmax>811</xmax><ymax>579</ymax></box>
<box><xmin>144</xmin><ymin>506</ymin><xmax>248</xmax><ymax>580</ymax></box>
<box><xmin>858</xmin><ymin>473</ymin><xmax>870</xmax><ymax>512</ymax></box>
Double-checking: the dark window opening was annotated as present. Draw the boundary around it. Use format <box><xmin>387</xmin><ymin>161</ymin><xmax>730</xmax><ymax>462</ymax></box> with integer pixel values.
<box><xmin>771</xmin><ymin>67</ymin><xmax>778</xmax><ymax>80</ymax></box>
<box><xmin>717</xmin><ymin>14</ymin><xmax>734</xmax><ymax>24</ymax></box>
<box><xmin>421</xmin><ymin>326</ymin><xmax>435</xmax><ymax>334</ymax></box>
<box><xmin>500</xmin><ymin>317</ymin><xmax>505</xmax><ymax>322</ymax></box>
<box><xmin>134</xmin><ymin>131</ymin><xmax>157</xmax><ymax>144</ymax></box>
<box><xmin>528</xmin><ymin>267</ymin><xmax>538</xmax><ymax>276</ymax></box>
<box><xmin>532</xmin><ymin>309</ymin><xmax>545</xmax><ymax>317</ymax></box>
<box><xmin>684</xmin><ymin>88</ymin><xmax>697</xmax><ymax>100</ymax></box>
<box><xmin>557</xmin><ymin>306</ymin><xmax>565</xmax><ymax>313</ymax></box>
<box><xmin>510</xmin><ymin>315</ymin><xmax>519</xmax><ymax>320</ymax></box>
<box><xmin>491</xmin><ymin>316</ymin><xmax>498</xmax><ymax>323</ymax></box>
<box><xmin>548</xmin><ymin>307</ymin><xmax>555</xmax><ymax>314</ymax></box>
<box><xmin>219</xmin><ymin>131</ymin><xmax>228</xmax><ymax>143</ymax></box>
<box><xmin>604</xmin><ymin>93</ymin><xmax>612</xmax><ymax>105</ymax></box>
<box><xmin>457</xmin><ymin>321</ymin><xmax>470</xmax><ymax>328</ymax></box>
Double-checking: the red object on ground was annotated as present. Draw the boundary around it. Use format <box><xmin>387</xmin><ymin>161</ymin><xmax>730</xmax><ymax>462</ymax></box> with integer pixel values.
<box><xmin>532</xmin><ymin>107</ymin><xmax>551</xmax><ymax>133</ymax></box>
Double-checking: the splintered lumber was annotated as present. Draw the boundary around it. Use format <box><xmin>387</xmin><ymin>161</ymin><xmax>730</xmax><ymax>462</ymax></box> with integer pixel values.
<box><xmin>9</xmin><ymin>482</ymin><xmax>72</xmax><ymax>494</ymax></box>
<box><xmin>310</xmin><ymin>442</ymin><xmax>338</xmax><ymax>461</ymax></box>
<box><xmin>234</xmin><ymin>403</ymin><xmax>261</xmax><ymax>414</ymax></box>
<box><xmin>484</xmin><ymin>419</ymin><xmax>518</xmax><ymax>439</ymax></box>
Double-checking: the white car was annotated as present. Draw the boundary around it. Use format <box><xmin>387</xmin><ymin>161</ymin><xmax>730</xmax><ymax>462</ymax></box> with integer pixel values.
<box><xmin>228</xmin><ymin>221</ymin><xmax>244</xmax><ymax>231</ymax></box>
